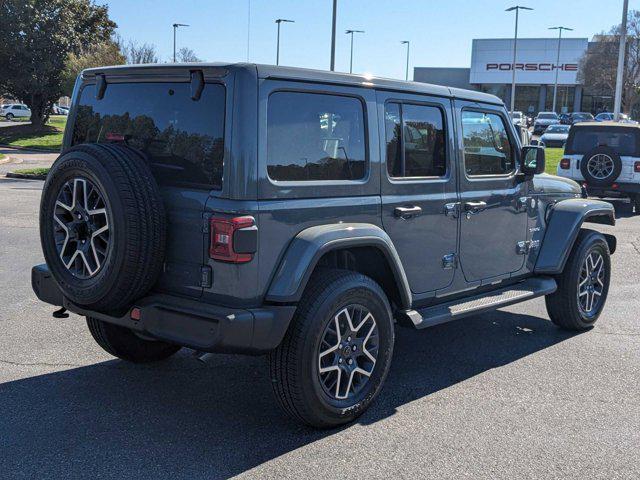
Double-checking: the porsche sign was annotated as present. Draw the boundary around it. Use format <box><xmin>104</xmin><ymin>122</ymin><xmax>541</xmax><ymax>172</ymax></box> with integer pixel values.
<box><xmin>470</xmin><ymin>38</ymin><xmax>588</xmax><ymax>85</ymax></box>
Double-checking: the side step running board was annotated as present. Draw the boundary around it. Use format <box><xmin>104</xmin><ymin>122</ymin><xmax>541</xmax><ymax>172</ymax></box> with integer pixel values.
<box><xmin>400</xmin><ymin>277</ymin><xmax>557</xmax><ymax>329</ymax></box>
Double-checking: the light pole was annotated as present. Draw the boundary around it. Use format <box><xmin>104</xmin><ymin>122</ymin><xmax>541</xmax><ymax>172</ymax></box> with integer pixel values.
<box><xmin>345</xmin><ymin>29</ymin><xmax>364</xmax><ymax>73</ymax></box>
<box><xmin>275</xmin><ymin>19</ymin><xmax>295</xmax><ymax>66</ymax></box>
<box><xmin>172</xmin><ymin>23</ymin><xmax>189</xmax><ymax>63</ymax></box>
<box><xmin>330</xmin><ymin>0</ymin><xmax>337</xmax><ymax>71</ymax></box>
<box><xmin>549</xmin><ymin>26</ymin><xmax>573</xmax><ymax>113</ymax></box>
<box><xmin>505</xmin><ymin>6</ymin><xmax>532</xmax><ymax>114</ymax></box>
<box><xmin>401</xmin><ymin>40</ymin><xmax>410</xmax><ymax>81</ymax></box>
<box><xmin>614</xmin><ymin>0</ymin><xmax>629</xmax><ymax>120</ymax></box>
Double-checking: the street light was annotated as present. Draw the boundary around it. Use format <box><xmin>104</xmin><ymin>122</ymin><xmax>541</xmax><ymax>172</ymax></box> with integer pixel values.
<box><xmin>172</xmin><ymin>23</ymin><xmax>189</xmax><ymax>63</ymax></box>
<box><xmin>505</xmin><ymin>6</ymin><xmax>533</xmax><ymax>114</ymax></box>
<box><xmin>345</xmin><ymin>29</ymin><xmax>364</xmax><ymax>74</ymax></box>
<box><xmin>549</xmin><ymin>26</ymin><xmax>573</xmax><ymax>113</ymax></box>
<box><xmin>401</xmin><ymin>40</ymin><xmax>410</xmax><ymax>81</ymax></box>
<box><xmin>275</xmin><ymin>19</ymin><xmax>295</xmax><ymax>66</ymax></box>
<box><xmin>330</xmin><ymin>0</ymin><xmax>338</xmax><ymax>71</ymax></box>
<box><xmin>614</xmin><ymin>0</ymin><xmax>629</xmax><ymax>120</ymax></box>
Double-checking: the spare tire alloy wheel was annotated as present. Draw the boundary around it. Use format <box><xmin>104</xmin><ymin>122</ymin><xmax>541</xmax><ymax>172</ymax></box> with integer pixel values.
<box><xmin>580</xmin><ymin>146</ymin><xmax>622</xmax><ymax>187</ymax></box>
<box><xmin>586</xmin><ymin>154</ymin><xmax>614</xmax><ymax>181</ymax></box>
<box><xmin>318</xmin><ymin>304</ymin><xmax>379</xmax><ymax>401</ymax></box>
<box><xmin>53</xmin><ymin>177</ymin><xmax>110</xmax><ymax>278</ymax></box>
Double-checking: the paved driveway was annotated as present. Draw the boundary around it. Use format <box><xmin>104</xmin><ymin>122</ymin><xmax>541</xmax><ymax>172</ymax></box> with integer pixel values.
<box><xmin>0</xmin><ymin>178</ymin><xmax>638</xmax><ymax>479</ymax></box>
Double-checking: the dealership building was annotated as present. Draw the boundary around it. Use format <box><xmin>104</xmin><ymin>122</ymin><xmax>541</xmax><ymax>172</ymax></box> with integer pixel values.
<box><xmin>414</xmin><ymin>37</ymin><xmax>610</xmax><ymax>115</ymax></box>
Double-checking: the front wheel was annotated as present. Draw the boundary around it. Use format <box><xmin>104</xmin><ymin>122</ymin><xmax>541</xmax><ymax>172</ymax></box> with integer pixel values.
<box><xmin>5</xmin><ymin>113</ymin><xmax>14</xmax><ymax>121</ymax></box>
<box><xmin>545</xmin><ymin>229</ymin><xmax>611</xmax><ymax>330</ymax></box>
<box><xmin>269</xmin><ymin>269</ymin><xmax>395</xmax><ymax>428</ymax></box>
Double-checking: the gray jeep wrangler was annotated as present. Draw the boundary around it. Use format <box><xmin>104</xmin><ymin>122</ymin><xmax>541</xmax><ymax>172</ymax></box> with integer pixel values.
<box><xmin>32</xmin><ymin>63</ymin><xmax>616</xmax><ymax>428</ymax></box>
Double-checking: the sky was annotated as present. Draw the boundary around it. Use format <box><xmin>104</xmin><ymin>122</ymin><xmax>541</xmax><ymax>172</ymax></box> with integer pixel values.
<box><xmin>100</xmin><ymin>0</ymin><xmax>636</xmax><ymax>80</ymax></box>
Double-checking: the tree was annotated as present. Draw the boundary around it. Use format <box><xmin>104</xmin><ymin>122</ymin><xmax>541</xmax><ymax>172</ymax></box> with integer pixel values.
<box><xmin>0</xmin><ymin>0</ymin><xmax>116</xmax><ymax>127</ymax></box>
<box><xmin>579</xmin><ymin>10</ymin><xmax>640</xmax><ymax>114</ymax></box>
<box><xmin>177</xmin><ymin>47</ymin><xmax>201</xmax><ymax>63</ymax></box>
<box><xmin>62</xmin><ymin>40</ymin><xmax>126</xmax><ymax>97</ymax></box>
<box><xmin>122</xmin><ymin>40</ymin><xmax>159</xmax><ymax>64</ymax></box>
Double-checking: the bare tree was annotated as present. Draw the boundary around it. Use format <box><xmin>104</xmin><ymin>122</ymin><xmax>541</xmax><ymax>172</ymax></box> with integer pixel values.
<box><xmin>177</xmin><ymin>47</ymin><xmax>201</xmax><ymax>63</ymax></box>
<box><xmin>120</xmin><ymin>39</ymin><xmax>159</xmax><ymax>64</ymax></box>
<box><xmin>579</xmin><ymin>10</ymin><xmax>640</xmax><ymax>114</ymax></box>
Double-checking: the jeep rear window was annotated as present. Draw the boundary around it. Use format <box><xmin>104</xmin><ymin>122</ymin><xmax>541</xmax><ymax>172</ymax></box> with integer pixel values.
<box><xmin>566</xmin><ymin>128</ymin><xmax>638</xmax><ymax>156</ymax></box>
<box><xmin>72</xmin><ymin>82</ymin><xmax>225</xmax><ymax>189</ymax></box>
<box><xmin>267</xmin><ymin>91</ymin><xmax>366</xmax><ymax>182</ymax></box>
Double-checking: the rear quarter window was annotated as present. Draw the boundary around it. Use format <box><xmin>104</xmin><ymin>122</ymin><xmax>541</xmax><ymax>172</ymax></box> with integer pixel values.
<box><xmin>72</xmin><ymin>82</ymin><xmax>225</xmax><ymax>188</ymax></box>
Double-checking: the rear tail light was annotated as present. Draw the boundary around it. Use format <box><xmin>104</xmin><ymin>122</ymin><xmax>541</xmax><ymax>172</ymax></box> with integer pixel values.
<box><xmin>559</xmin><ymin>158</ymin><xmax>571</xmax><ymax>169</ymax></box>
<box><xmin>634</xmin><ymin>161</ymin><xmax>640</xmax><ymax>173</ymax></box>
<box><xmin>209</xmin><ymin>216</ymin><xmax>257</xmax><ymax>263</ymax></box>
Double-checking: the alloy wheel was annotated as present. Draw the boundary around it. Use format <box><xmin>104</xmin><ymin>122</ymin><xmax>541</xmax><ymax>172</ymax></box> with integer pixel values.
<box><xmin>53</xmin><ymin>177</ymin><xmax>110</xmax><ymax>279</ymax></box>
<box><xmin>577</xmin><ymin>251</ymin><xmax>605</xmax><ymax>316</ymax></box>
<box><xmin>586</xmin><ymin>154</ymin><xmax>614</xmax><ymax>180</ymax></box>
<box><xmin>317</xmin><ymin>304</ymin><xmax>379</xmax><ymax>401</ymax></box>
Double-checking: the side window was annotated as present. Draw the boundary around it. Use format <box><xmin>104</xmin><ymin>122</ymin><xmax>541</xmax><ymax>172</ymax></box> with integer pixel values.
<box><xmin>461</xmin><ymin>110</ymin><xmax>515</xmax><ymax>176</ymax></box>
<box><xmin>384</xmin><ymin>102</ymin><xmax>447</xmax><ymax>178</ymax></box>
<box><xmin>267</xmin><ymin>91</ymin><xmax>367</xmax><ymax>182</ymax></box>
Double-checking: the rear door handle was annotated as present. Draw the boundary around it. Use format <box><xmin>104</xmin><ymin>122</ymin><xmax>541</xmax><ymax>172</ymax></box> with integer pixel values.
<box><xmin>394</xmin><ymin>206</ymin><xmax>422</xmax><ymax>219</ymax></box>
<box><xmin>463</xmin><ymin>201</ymin><xmax>487</xmax><ymax>214</ymax></box>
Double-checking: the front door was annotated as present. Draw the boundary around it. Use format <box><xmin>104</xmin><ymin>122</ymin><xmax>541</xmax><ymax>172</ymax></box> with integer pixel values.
<box><xmin>455</xmin><ymin>101</ymin><xmax>529</xmax><ymax>283</ymax></box>
<box><xmin>379</xmin><ymin>91</ymin><xmax>459</xmax><ymax>294</ymax></box>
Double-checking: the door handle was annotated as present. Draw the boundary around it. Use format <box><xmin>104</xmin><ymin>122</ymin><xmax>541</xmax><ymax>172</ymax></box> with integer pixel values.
<box><xmin>463</xmin><ymin>201</ymin><xmax>487</xmax><ymax>214</ymax></box>
<box><xmin>394</xmin><ymin>205</ymin><xmax>422</xmax><ymax>219</ymax></box>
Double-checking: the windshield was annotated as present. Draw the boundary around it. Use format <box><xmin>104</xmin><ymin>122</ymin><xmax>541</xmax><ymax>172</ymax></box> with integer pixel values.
<box><xmin>546</xmin><ymin>125</ymin><xmax>570</xmax><ymax>133</ymax></box>
<box><xmin>538</xmin><ymin>113</ymin><xmax>558</xmax><ymax>120</ymax></box>
<box><xmin>573</xmin><ymin>113</ymin><xmax>594</xmax><ymax>120</ymax></box>
<box><xmin>72</xmin><ymin>82</ymin><xmax>225</xmax><ymax>188</ymax></box>
<box><xmin>567</xmin><ymin>128</ymin><xmax>638</xmax><ymax>156</ymax></box>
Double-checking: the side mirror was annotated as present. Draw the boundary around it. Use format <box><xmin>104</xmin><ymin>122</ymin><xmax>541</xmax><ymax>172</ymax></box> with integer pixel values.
<box><xmin>521</xmin><ymin>146</ymin><xmax>545</xmax><ymax>175</ymax></box>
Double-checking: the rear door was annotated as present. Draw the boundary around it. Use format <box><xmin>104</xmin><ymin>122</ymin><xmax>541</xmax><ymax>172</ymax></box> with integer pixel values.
<box><xmin>454</xmin><ymin>101</ymin><xmax>529</xmax><ymax>283</ymax></box>
<box><xmin>378</xmin><ymin>91</ymin><xmax>459</xmax><ymax>294</ymax></box>
<box><xmin>70</xmin><ymin>79</ymin><xmax>228</xmax><ymax>298</ymax></box>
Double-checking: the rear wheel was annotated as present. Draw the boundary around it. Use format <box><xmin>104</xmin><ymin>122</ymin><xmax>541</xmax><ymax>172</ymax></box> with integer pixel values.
<box><xmin>5</xmin><ymin>113</ymin><xmax>13</xmax><ymax>120</ymax></box>
<box><xmin>87</xmin><ymin>317</ymin><xmax>181</xmax><ymax>363</ymax></box>
<box><xmin>632</xmin><ymin>194</ymin><xmax>640</xmax><ymax>215</ymax></box>
<box><xmin>545</xmin><ymin>229</ymin><xmax>611</xmax><ymax>330</ymax></box>
<box><xmin>269</xmin><ymin>269</ymin><xmax>394</xmax><ymax>428</ymax></box>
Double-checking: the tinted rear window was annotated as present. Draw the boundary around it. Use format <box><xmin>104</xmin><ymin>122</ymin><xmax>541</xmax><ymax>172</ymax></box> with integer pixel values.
<box><xmin>72</xmin><ymin>82</ymin><xmax>225</xmax><ymax>188</ymax></box>
<box><xmin>567</xmin><ymin>128</ymin><xmax>639</xmax><ymax>156</ymax></box>
<box><xmin>267</xmin><ymin>91</ymin><xmax>366</xmax><ymax>182</ymax></box>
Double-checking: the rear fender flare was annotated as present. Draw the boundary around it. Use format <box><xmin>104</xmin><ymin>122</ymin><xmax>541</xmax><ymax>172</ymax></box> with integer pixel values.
<box><xmin>534</xmin><ymin>198</ymin><xmax>615</xmax><ymax>274</ymax></box>
<box><xmin>265</xmin><ymin>223</ymin><xmax>412</xmax><ymax>309</ymax></box>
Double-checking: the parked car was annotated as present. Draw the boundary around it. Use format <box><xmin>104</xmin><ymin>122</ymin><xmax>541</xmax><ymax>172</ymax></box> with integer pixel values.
<box><xmin>533</xmin><ymin>111</ymin><xmax>560</xmax><ymax>134</ymax></box>
<box><xmin>510</xmin><ymin>110</ymin><xmax>526</xmax><ymax>127</ymax></box>
<box><xmin>595</xmin><ymin>112</ymin><xmax>637</xmax><ymax>124</ymax></box>
<box><xmin>32</xmin><ymin>63</ymin><xmax>616</xmax><ymax>428</ymax></box>
<box><xmin>540</xmin><ymin>124</ymin><xmax>571</xmax><ymax>148</ymax></box>
<box><xmin>52</xmin><ymin>104</ymin><xmax>69</xmax><ymax>115</ymax></box>
<box><xmin>1</xmin><ymin>103</ymin><xmax>31</xmax><ymax>120</ymax></box>
<box><xmin>556</xmin><ymin>121</ymin><xmax>640</xmax><ymax>212</ymax></box>
<box><xmin>569</xmin><ymin>112</ymin><xmax>595</xmax><ymax>124</ymax></box>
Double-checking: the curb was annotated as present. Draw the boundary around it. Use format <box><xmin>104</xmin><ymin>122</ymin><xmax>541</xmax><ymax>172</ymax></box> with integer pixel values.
<box><xmin>5</xmin><ymin>172</ymin><xmax>47</xmax><ymax>180</ymax></box>
<box><xmin>0</xmin><ymin>143</ymin><xmax>59</xmax><ymax>153</ymax></box>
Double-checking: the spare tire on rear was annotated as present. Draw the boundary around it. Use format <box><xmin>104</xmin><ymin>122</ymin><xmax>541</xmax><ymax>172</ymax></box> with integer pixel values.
<box><xmin>40</xmin><ymin>144</ymin><xmax>166</xmax><ymax>312</ymax></box>
<box><xmin>580</xmin><ymin>146</ymin><xmax>622</xmax><ymax>187</ymax></box>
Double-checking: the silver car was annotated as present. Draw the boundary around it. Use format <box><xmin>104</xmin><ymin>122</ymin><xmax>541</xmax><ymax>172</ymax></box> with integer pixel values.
<box><xmin>540</xmin><ymin>124</ymin><xmax>571</xmax><ymax>148</ymax></box>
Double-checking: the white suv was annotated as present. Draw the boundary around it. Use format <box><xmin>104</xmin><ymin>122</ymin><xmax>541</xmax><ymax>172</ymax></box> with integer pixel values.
<box><xmin>556</xmin><ymin>121</ymin><xmax>640</xmax><ymax>212</ymax></box>
<box><xmin>1</xmin><ymin>103</ymin><xmax>31</xmax><ymax>120</ymax></box>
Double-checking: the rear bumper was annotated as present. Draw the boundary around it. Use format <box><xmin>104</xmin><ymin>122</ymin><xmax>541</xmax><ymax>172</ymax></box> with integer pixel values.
<box><xmin>32</xmin><ymin>264</ymin><xmax>296</xmax><ymax>355</ymax></box>
<box><xmin>585</xmin><ymin>182</ymin><xmax>640</xmax><ymax>197</ymax></box>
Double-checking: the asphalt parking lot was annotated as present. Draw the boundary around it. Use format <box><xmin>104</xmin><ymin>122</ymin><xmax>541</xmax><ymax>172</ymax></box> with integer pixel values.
<box><xmin>0</xmin><ymin>177</ymin><xmax>638</xmax><ymax>480</ymax></box>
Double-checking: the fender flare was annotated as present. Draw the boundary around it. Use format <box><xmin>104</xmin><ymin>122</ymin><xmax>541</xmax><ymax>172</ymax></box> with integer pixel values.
<box><xmin>534</xmin><ymin>198</ymin><xmax>615</xmax><ymax>275</ymax></box>
<box><xmin>265</xmin><ymin>223</ymin><xmax>412</xmax><ymax>309</ymax></box>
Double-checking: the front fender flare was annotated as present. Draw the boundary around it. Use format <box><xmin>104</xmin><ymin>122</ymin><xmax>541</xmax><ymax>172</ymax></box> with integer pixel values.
<box><xmin>265</xmin><ymin>223</ymin><xmax>412</xmax><ymax>309</ymax></box>
<box><xmin>534</xmin><ymin>198</ymin><xmax>615</xmax><ymax>275</ymax></box>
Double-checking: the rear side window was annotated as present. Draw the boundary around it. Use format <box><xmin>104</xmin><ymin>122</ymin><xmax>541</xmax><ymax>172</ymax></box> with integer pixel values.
<box><xmin>461</xmin><ymin>110</ymin><xmax>515</xmax><ymax>176</ymax></box>
<box><xmin>72</xmin><ymin>82</ymin><xmax>225</xmax><ymax>188</ymax></box>
<box><xmin>567</xmin><ymin>129</ymin><xmax>638</xmax><ymax>156</ymax></box>
<box><xmin>385</xmin><ymin>102</ymin><xmax>446</xmax><ymax>178</ymax></box>
<box><xmin>267</xmin><ymin>91</ymin><xmax>366</xmax><ymax>182</ymax></box>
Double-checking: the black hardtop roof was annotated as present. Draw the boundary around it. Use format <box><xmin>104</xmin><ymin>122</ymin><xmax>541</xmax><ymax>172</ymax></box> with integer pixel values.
<box><xmin>571</xmin><ymin>121</ymin><xmax>640</xmax><ymax>129</ymax></box>
<box><xmin>81</xmin><ymin>62</ymin><xmax>503</xmax><ymax>106</ymax></box>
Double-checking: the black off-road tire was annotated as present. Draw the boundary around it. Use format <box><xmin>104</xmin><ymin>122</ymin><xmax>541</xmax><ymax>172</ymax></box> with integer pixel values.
<box><xmin>545</xmin><ymin>229</ymin><xmax>611</xmax><ymax>330</ymax></box>
<box><xmin>580</xmin><ymin>146</ymin><xmax>622</xmax><ymax>187</ymax></box>
<box><xmin>87</xmin><ymin>317</ymin><xmax>181</xmax><ymax>363</ymax></box>
<box><xmin>632</xmin><ymin>194</ymin><xmax>640</xmax><ymax>215</ymax></box>
<box><xmin>268</xmin><ymin>269</ymin><xmax>395</xmax><ymax>428</ymax></box>
<box><xmin>39</xmin><ymin>144</ymin><xmax>166</xmax><ymax>312</ymax></box>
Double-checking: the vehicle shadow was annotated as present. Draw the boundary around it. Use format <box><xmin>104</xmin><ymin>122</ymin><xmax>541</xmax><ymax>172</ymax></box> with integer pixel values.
<box><xmin>605</xmin><ymin>197</ymin><xmax>635</xmax><ymax>219</ymax></box>
<box><xmin>0</xmin><ymin>310</ymin><xmax>577</xmax><ymax>479</ymax></box>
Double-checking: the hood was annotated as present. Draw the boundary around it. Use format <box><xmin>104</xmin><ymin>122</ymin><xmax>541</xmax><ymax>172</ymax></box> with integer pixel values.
<box><xmin>541</xmin><ymin>133</ymin><xmax>569</xmax><ymax>141</ymax></box>
<box><xmin>532</xmin><ymin>173</ymin><xmax>581</xmax><ymax>195</ymax></box>
<box><xmin>536</xmin><ymin>118</ymin><xmax>559</xmax><ymax>125</ymax></box>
